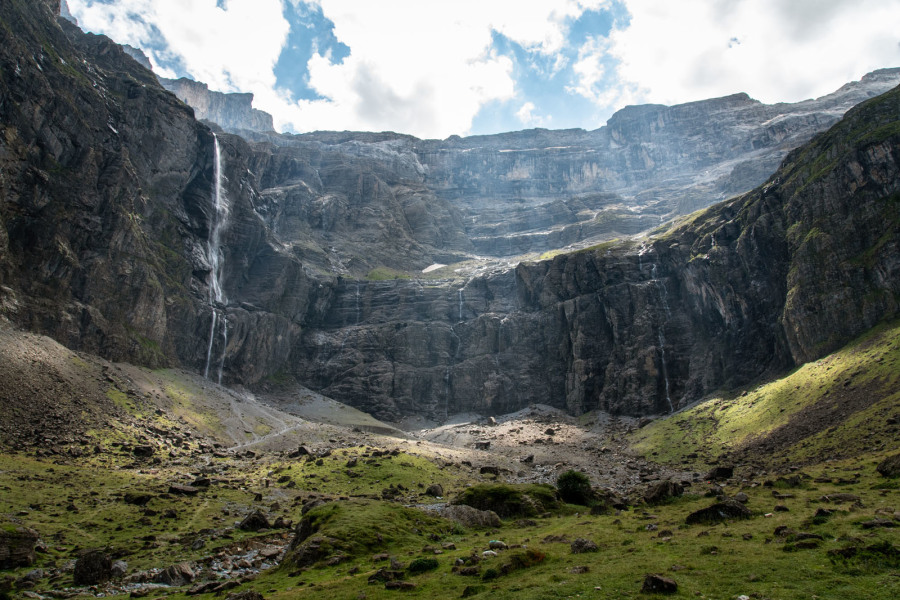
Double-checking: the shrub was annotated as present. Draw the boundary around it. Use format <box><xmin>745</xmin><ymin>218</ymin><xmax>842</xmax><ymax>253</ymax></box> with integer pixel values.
<box><xmin>452</xmin><ymin>483</ymin><xmax>560</xmax><ymax>518</ymax></box>
<box><xmin>408</xmin><ymin>557</ymin><xmax>439</xmax><ymax>574</ymax></box>
<box><xmin>557</xmin><ymin>470</ymin><xmax>593</xmax><ymax>505</ymax></box>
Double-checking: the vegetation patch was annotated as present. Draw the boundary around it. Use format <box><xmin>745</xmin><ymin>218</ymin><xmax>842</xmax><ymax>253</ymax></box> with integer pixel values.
<box><xmin>452</xmin><ymin>483</ymin><xmax>560</xmax><ymax>518</ymax></box>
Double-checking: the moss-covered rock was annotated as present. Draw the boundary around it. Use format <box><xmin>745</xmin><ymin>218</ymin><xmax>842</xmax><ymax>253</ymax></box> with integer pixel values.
<box><xmin>452</xmin><ymin>483</ymin><xmax>560</xmax><ymax>518</ymax></box>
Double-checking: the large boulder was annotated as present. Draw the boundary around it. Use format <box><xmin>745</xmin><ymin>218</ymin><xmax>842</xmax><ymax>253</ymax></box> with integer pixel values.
<box><xmin>876</xmin><ymin>453</ymin><xmax>900</xmax><ymax>478</ymax></box>
<box><xmin>154</xmin><ymin>562</ymin><xmax>195</xmax><ymax>586</ymax></box>
<box><xmin>436</xmin><ymin>505</ymin><xmax>501</xmax><ymax>528</ymax></box>
<box><xmin>0</xmin><ymin>523</ymin><xmax>39</xmax><ymax>569</ymax></box>
<box><xmin>685</xmin><ymin>500</ymin><xmax>752</xmax><ymax>525</ymax></box>
<box><xmin>238</xmin><ymin>510</ymin><xmax>271</xmax><ymax>531</ymax></box>
<box><xmin>641</xmin><ymin>574</ymin><xmax>678</xmax><ymax>594</ymax></box>
<box><xmin>644</xmin><ymin>481</ymin><xmax>684</xmax><ymax>505</ymax></box>
<box><xmin>73</xmin><ymin>550</ymin><xmax>112</xmax><ymax>585</ymax></box>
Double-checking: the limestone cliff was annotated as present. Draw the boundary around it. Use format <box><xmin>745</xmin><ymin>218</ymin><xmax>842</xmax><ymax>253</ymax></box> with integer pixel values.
<box><xmin>0</xmin><ymin>0</ymin><xmax>313</xmax><ymax>383</ymax></box>
<box><xmin>291</xmin><ymin>87</ymin><xmax>900</xmax><ymax>419</ymax></box>
<box><xmin>159</xmin><ymin>78</ymin><xmax>274</xmax><ymax>134</ymax></box>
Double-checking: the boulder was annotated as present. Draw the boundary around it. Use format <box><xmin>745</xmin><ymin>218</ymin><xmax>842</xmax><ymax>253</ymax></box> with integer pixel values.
<box><xmin>641</xmin><ymin>574</ymin><xmax>678</xmax><ymax>594</ymax></box>
<box><xmin>705</xmin><ymin>466</ymin><xmax>734</xmax><ymax>481</ymax></box>
<box><xmin>570</xmin><ymin>538</ymin><xmax>599</xmax><ymax>554</ymax></box>
<box><xmin>685</xmin><ymin>500</ymin><xmax>752</xmax><ymax>525</ymax></box>
<box><xmin>644</xmin><ymin>481</ymin><xmax>684</xmax><ymax>505</ymax></box>
<box><xmin>437</xmin><ymin>505</ymin><xmax>502</xmax><ymax>528</ymax></box>
<box><xmin>876</xmin><ymin>453</ymin><xmax>900</xmax><ymax>478</ymax></box>
<box><xmin>238</xmin><ymin>510</ymin><xmax>271</xmax><ymax>531</ymax></box>
<box><xmin>73</xmin><ymin>550</ymin><xmax>112</xmax><ymax>585</ymax></box>
<box><xmin>168</xmin><ymin>484</ymin><xmax>200</xmax><ymax>496</ymax></box>
<box><xmin>110</xmin><ymin>560</ymin><xmax>128</xmax><ymax>579</ymax></box>
<box><xmin>154</xmin><ymin>562</ymin><xmax>195</xmax><ymax>586</ymax></box>
<box><xmin>425</xmin><ymin>484</ymin><xmax>444</xmax><ymax>497</ymax></box>
<box><xmin>0</xmin><ymin>523</ymin><xmax>39</xmax><ymax>569</ymax></box>
<box><xmin>123</xmin><ymin>492</ymin><xmax>153</xmax><ymax>506</ymax></box>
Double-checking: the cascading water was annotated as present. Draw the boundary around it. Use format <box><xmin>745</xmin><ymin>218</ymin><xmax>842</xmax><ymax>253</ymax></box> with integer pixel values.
<box><xmin>203</xmin><ymin>133</ymin><xmax>230</xmax><ymax>384</ymax></box>
<box><xmin>650</xmin><ymin>263</ymin><xmax>674</xmax><ymax>413</ymax></box>
<box><xmin>458</xmin><ymin>288</ymin><xmax>464</xmax><ymax>322</ymax></box>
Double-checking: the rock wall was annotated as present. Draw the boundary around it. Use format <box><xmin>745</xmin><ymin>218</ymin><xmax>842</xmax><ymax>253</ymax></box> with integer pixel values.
<box><xmin>159</xmin><ymin>78</ymin><xmax>275</xmax><ymax>134</ymax></box>
<box><xmin>290</xmin><ymin>87</ymin><xmax>900</xmax><ymax>420</ymax></box>
<box><xmin>0</xmin><ymin>0</ymin><xmax>311</xmax><ymax>382</ymax></box>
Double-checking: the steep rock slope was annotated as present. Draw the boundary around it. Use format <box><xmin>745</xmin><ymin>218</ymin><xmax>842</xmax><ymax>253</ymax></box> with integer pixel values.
<box><xmin>293</xmin><ymin>86</ymin><xmax>900</xmax><ymax>420</ymax></box>
<box><xmin>158</xmin><ymin>77</ymin><xmax>274</xmax><ymax>134</ymax></box>
<box><xmin>0</xmin><ymin>0</ymin><xmax>318</xmax><ymax>382</ymax></box>
<box><xmin>240</xmin><ymin>69</ymin><xmax>899</xmax><ymax>267</ymax></box>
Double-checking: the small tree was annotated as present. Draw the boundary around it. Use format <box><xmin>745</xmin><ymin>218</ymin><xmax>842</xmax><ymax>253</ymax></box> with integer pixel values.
<box><xmin>556</xmin><ymin>470</ymin><xmax>593</xmax><ymax>505</ymax></box>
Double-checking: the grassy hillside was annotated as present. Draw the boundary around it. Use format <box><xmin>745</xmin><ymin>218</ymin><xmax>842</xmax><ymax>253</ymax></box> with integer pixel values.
<box><xmin>630</xmin><ymin>319</ymin><xmax>900</xmax><ymax>469</ymax></box>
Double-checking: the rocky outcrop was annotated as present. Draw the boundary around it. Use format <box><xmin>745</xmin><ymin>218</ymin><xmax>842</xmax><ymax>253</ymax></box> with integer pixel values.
<box><xmin>242</xmin><ymin>69</ymin><xmax>900</xmax><ymax>262</ymax></box>
<box><xmin>0</xmin><ymin>0</ymin><xmax>313</xmax><ymax>383</ymax></box>
<box><xmin>289</xmin><ymin>84</ymin><xmax>900</xmax><ymax>419</ymax></box>
<box><xmin>159</xmin><ymin>78</ymin><xmax>274</xmax><ymax>134</ymax></box>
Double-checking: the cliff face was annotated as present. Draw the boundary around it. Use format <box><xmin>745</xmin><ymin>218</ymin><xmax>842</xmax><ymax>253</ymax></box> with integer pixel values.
<box><xmin>0</xmin><ymin>0</ymin><xmax>315</xmax><ymax>382</ymax></box>
<box><xmin>158</xmin><ymin>78</ymin><xmax>275</xmax><ymax>134</ymax></box>
<box><xmin>287</xmin><ymin>88</ymin><xmax>900</xmax><ymax>420</ymax></box>
<box><xmin>1</xmin><ymin>0</ymin><xmax>898</xmax><ymax>421</ymax></box>
<box><xmin>239</xmin><ymin>69</ymin><xmax>899</xmax><ymax>271</ymax></box>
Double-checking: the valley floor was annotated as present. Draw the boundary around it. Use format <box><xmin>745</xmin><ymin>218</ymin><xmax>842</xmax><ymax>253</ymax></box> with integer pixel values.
<box><xmin>0</xmin><ymin>321</ymin><xmax>898</xmax><ymax>600</ymax></box>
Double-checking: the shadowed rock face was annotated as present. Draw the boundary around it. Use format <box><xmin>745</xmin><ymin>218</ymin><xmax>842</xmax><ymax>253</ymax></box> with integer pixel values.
<box><xmin>1</xmin><ymin>0</ymin><xmax>898</xmax><ymax>420</ymax></box>
<box><xmin>288</xmin><ymin>88</ymin><xmax>900</xmax><ymax>420</ymax></box>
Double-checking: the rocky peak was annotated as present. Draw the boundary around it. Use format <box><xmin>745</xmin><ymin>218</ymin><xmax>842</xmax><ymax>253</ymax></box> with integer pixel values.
<box><xmin>158</xmin><ymin>77</ymin><xmax>275</xmax><ymax>134</ymax></box>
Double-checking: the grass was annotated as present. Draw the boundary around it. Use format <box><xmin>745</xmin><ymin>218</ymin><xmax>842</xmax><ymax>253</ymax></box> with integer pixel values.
<box><xmin>366</xmin><ymin>267</ymin><xmax>412</xmax><ymax>281</ymax></box>
<box><xmin>630</xmin><ymin>319</ymin><xmax>900</xmax><ymax>468</ymax></box>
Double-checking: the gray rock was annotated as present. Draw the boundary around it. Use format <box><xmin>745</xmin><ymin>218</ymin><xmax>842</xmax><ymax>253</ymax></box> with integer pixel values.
<box><xmin>110</xmin><ymin>560</ymin><xmax>128</xmax><ymax>579</ymax></box>
<box><xmin>436</xmin><ymin>505</ymin><xmax>502</xmax><ymax>528</ymax></box>
<box><xmin>238</xmin><ymin>509</ymin><xmax>271</xmax><ymax>531</ymax></box>
<box><xmin>155</xmin><ymin>562</ymin><xmax>195</xmax><ymax>586</ymax></box>
<box><xmin>570</xmin><ymin>538</ymin><xmax>599</xmax><ymax>554</ymax></box>
<box><xmin>644</xmin><ymin>481</ymin><xmax>684</xmax><ymax>505</ymax></box>
<box><xmin>685</xmin><ymin>500</ymin><xmax>752</xmax><ymax>525</ymax></box>
<box><xmin>876</xmin><ymin>453</ymin><xmax>900</xmax><ymax>478</ymax></box>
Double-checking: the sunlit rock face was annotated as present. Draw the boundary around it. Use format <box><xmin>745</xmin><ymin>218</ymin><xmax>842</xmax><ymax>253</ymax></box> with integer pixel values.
<box><xmin>1</xmin><ymin>0</ymin><xmax>898</xmax><ymax>420</ymax></box>
<box><xmin>159</xmin><ymin>78</ymin><xmax>275</xmax><ymax>134</ymax></box>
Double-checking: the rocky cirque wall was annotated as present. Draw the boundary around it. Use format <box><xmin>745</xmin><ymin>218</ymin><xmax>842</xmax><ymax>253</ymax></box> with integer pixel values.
<box><xmin>291</xmin><ymin>87</ymin><xmax>900</xmax><ymax>421</ymax></box>
<box><xmin>0</xmin><ymin>0</ymin><xmax>318</xmax><ymax>382</ymax></box>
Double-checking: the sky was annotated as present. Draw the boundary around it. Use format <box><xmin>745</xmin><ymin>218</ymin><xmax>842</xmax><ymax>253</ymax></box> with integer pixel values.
<box><xmin>67</xmin><ymin>0</ymin><xmax>900</xmax><ymax>140</ymax></box>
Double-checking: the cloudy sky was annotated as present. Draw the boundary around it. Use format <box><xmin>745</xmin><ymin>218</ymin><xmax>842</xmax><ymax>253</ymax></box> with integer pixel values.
<box><xmin>67</xmin><ymin>0</ymin><xmax>900</xmax><ymax>139</ymax></box>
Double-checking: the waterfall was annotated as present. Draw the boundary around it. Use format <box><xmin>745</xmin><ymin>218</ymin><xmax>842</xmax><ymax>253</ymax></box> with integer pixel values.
<box><xmin>458</xmin><ymin>288</ymin><xmax>464</xmax><ymax>322</ymax></box>
<box><xmin>355</xmin><ymin>282</ymin><xmax>361</xmax><ymax>325</ymax></box>
<box><xmin>203</xmin><ymin>133</ymin><xmax>230</xmax><ymax>384</ymax></box>
<box><xmin>650</xmin><ymin>263</ymin><xmax>674</xmax><ymax>413</ymax></box>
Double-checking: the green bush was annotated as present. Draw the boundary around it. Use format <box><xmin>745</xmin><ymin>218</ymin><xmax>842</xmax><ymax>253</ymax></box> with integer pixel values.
<box><xmin>452</xmin><ymin>483</ymin><xmax>560</xmax><ymax>518</ymax></box>
<box><xmin>408</xmin><ymin>557</ymin><xmax>439</xmax><ymax>574</ymax></box>
<box><xmin>557</xmin><ymin>470</ymin><xmax>593</xmax><ymax>505</ymax></box>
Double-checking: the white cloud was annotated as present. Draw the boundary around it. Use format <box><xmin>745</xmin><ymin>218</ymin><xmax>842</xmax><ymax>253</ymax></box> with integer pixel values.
<box><xmin>71</xmin><ymin>0</ymin><xmax>614</xmax><ymax>138</ymax></box>
<box><xmin>516</xmin><ymin>102</ymin><xmax>546</xmax><ymax>127</ymax></box>
<box><xmin>69</xmin><ymin>0</ymin><xmax>290</xmax><ymax>93</ymax></box>
<box><xmin>266</xmin><ymin>0</ymin><xmax>609</xmax><ymax>138</ymax></box>
<box><xmin>604</xmin><ymin>0</ymin><xmax>900</xmax><ymax>107</ymax></box>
